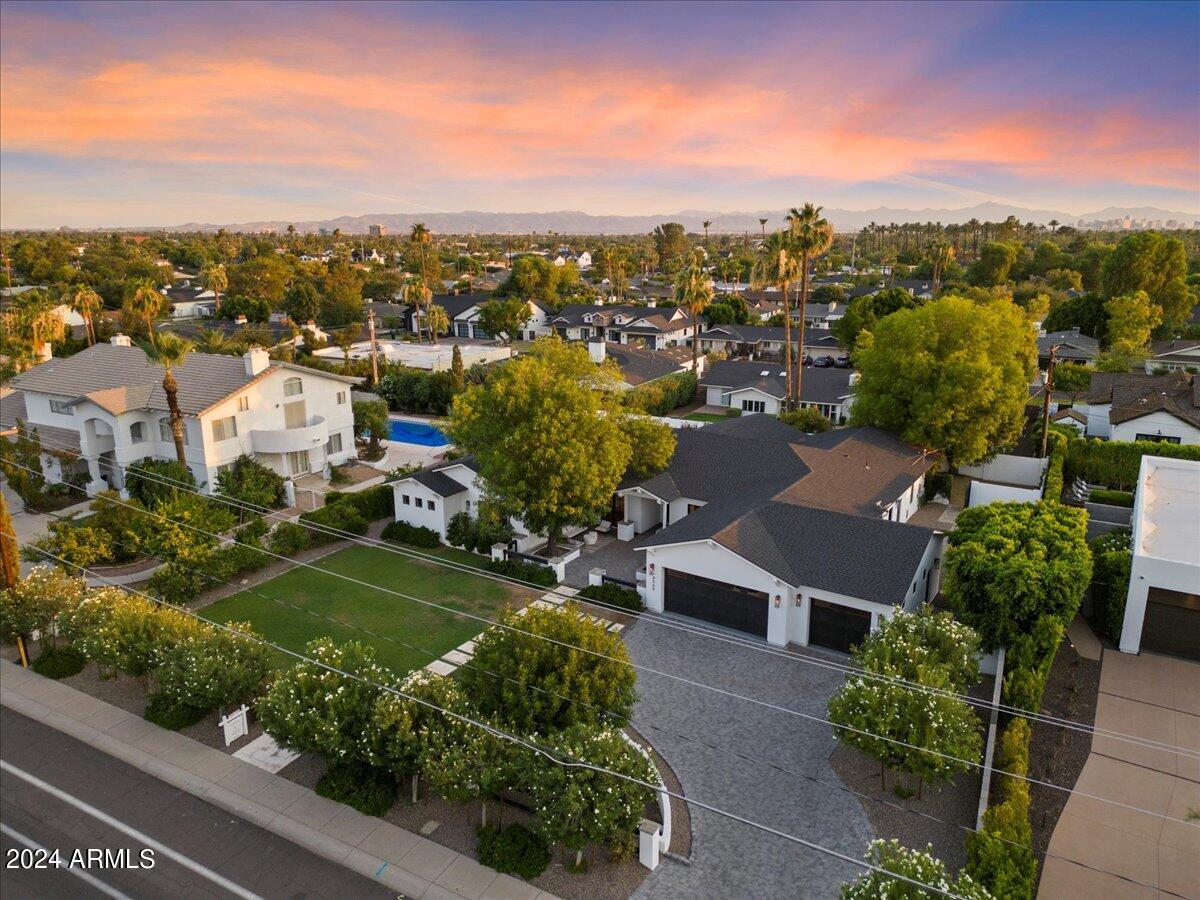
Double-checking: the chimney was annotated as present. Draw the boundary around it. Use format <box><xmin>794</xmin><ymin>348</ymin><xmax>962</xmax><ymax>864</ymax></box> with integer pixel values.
<box><xmin>587</xmin><ymin>338</ymin><xmax>606</xmax><ymax>364</ymax></box>
<box><xmin>647</xmin><ymin>298</ymin><xmax>657</xmax><ymax>308</ymax></box>
<box><xmin>243</xmin><ymin>347</ymin><xmax>270</xmax><ymax>376</ymax></box>
<box><xmin>109</xmin><ymin>333</ymin><xmax>133</xmax><ymax>347</ymax></box>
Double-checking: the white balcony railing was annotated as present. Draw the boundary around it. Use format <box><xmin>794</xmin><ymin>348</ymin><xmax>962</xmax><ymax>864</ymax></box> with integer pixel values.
<box><xmin>250</xmin><ymin>415</ymin><xmax>329</xmax><ymax>455</ymax></box>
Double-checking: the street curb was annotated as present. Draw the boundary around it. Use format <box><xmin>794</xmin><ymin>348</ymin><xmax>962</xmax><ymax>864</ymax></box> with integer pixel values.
<box><xmin>1</xmin><ymin>660</ymin><xmax>556</xmax><ymax>900</ymax></box>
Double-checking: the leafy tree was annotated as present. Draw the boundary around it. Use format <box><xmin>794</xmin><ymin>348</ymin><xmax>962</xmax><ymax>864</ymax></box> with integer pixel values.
<box><xmin>139</xmin><ymin>333</ymin><xmax>195</xmax><ymax>466</ymax></box>
<box><xmin>1041</xmin><ymin>291</ymin><xmax>1107</xmax><ymax>342</ymax></box>
<box><xmin>1051</xmin><ymin>362</ymin><xmax>1093</xmax><ymax>393</ymax></box>
<box><xmin>478</xmin><ymin>298</ymin><xmax>531</xmax><ymax>344</ymax></box>
<box><xmin>65</xmin><ymin>587</ymin><xmax>203</xmax><ymax>679</ymax></box>
<box><xmin>352</xmin><ymin>399</ymin><xmax>389</xmax><ymax>453</ymax></box>
<box><xmin>227</xmin><ymin>255</ymin><xmax>289</xmax><ymax>305</ymax></box>
<box><xmin>650</xmin><ymin>222</ymin><xmax>688</xmax><ymax>271</ymax></box>
<box><xmin>215</xmin><ymin>455</ymin><xmax>286</xmax><ymax>509</ymax></box>
<box><xmin>447</xmin><ymin>338</ymin><xmax>633</xmax><ymax>555</ymax></box>
<box><xmin>855</xmin><ymin>607</ymin><xmax>981</xmax><ymax>691</ymax></box>
<box><xmin>968</xmin><ymin>242</ymin><xmax>1019</xmax><ymax>287</ymax></box>
<box><xmin>812</xmin><ymin>284</ymin><xmax>846</xmax><ymax>305</ymax></box>
<box><xmin>620</xmin><ymin>414</ymin><xmax>676</xmax><ymax>478</ymax></box>
<box><xmin>460</xmin><ymin>604</ymin><xmax>637</xmax><ymax>734</ymax></box>
<box><xmin>1101</xmin><ymin>232</ymin><xmax>1190</xmax><ymax>331</ymax></box>
<box><xmin>778</xmin><ymin>407</ymin><xmax>832</xmax><ymax>433</ymax></box>
<box><xmin>841</xmin><ymin>840</ymin><xmax>994</xmax><ymax>900</ymax></box>
<box><xmin>0</xmin><ymin>565</ymin><xmax>87</xmax><ymax>650</ymax></box>
<box><xmin>0</xmin><ymin>491</ymin><xmax>18</xmax><ymax>590</ymax></box>
<box><xmin>943</xmin><ymin>501</ymin><xmax>1092</xmax><ymax>650</ymax></box>
<box><xmin>674</xmin><ymin>249</ymin><xmax>713</xmax><ymax>371</ymax></box>
<box><xmin>0</xmin><ymin>421</ymin><xmax>46</xmax><ymax>506</ymax></box>
<box><xmin>1069</xmin><ymin>242</ymin><xmax>1111</xmax><ymax>292</ymax></box>
<box><xmin>283</xmin><ymin>280</ymin><xmax>321</xmax><ymax>325</ymax></box>
<box><xmin>851</xmin><ymin>296</ymin><xmax>1036</xmax><ymax>467</ymax></box>
<box><xmin>321</xmin><ymin>264</ymin><xmax>365</xmax><ymax>326</ymax></box>
<box><xmin>125</xmin><ymin>457</ymin><xmax>196</xmax><ymax>508</ymax></box>
<box><xmin>1102</xmin><ymin>290</ymin><xmax>1160</xmax><ymax>366</ymax></box>
<box><xmin>450</xmin><ymin>344</ymin><xmax>465</xmax><ymax>392</ymax></box>
<box><xmin>832</xmin><ymin>288</ymin><xmax>920</xmax><ymax>347</ymax></box>
<box><xmin>218</xmin><ymin>294</ymin><xmax>271</xmax><ymax>322</ymax></box>
<box><xmin>153</xmin><ymin>622</ymin><xmax>272</xmax><ymax>712</ymax></box>
<box><xmin>257</xmin><ymin>638</ymin><xmax>391</xmax><ymax>762</ymax></box>
<box><xmin>1042</xmin><ymin>268</ymin><xmax>1082</xmax><ymax>292</ymax></box>
<box><xmin>528</xmin><ymin>724</ymin><xmax>659</xmax><ymax>867</ymax></box>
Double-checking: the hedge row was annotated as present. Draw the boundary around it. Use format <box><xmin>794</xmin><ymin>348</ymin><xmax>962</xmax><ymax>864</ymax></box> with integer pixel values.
<box><xmin>323</xmin><ymin>484</ymin><xmax>394</xmax><ymax>523</ymax></box>
<box><xmin>625</xmin><ymin>371</ymin><xmax>698</xmax><ymax>416</ymax></box>
<box><xmin>148</xmin><ymin>539</ymin><xmax>271</xmax><ymax>604</ymax></box>
<box><xmin>1088</xmin><ymin>488</ymin><xmax>1133</xmax><ymax>508</ymax></box>
<box><xmin>380</xmin><ymin>521</ymin><xmax>440</xmax><ymax>548</ymax></box>
<box><xmin>577</xmin><ymin>582</ymin><xmax>645</xmax><ymax>612</ymax></box>
<box><xmin>1090</xmin><ymin>529</ymin><xmax>1132</xmax><ymax>643</ymax></box>
<box><xmin>299</xmin><ymin>502</ymin><xmax>368</xmax><ymax>544</ymax></box>
<box><xmin>1042</xmin><ymin>431</ymin><xmax>1066</xmax><ymax>501</ymax></box>
<box><xmin>487</xmin><ymin>557</ymin><xmax>557</xmax><ymax>586</ymax></box>
<box><xmin>1065</xmin><ymin>437</ymin><xmax>1200</xmax><ymax>490</ymax></box>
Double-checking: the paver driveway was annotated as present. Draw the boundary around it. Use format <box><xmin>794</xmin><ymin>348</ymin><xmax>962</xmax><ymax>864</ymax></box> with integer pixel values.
<box><xmin>1038</xmin><ymin>650</ymin><xmax>1200</xmax><ymax>899</ymax></box>
<box><xmin>625</xmin><ymin>618</ymin><xmax>874</xmax><ymax>899</ymax></box>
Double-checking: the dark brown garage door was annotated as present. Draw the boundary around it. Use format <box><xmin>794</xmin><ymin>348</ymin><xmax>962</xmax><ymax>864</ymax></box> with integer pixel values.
<box><xmin>664</xmin><ymin>569</ymin><xmax>769</xmax><ymax>637</ymax></box>
<box><xmin>808</xmin><ymin>598</ymin><xmax>872</xmax><ymax>653</ymax></box>
<box><xmin>1141</xmin><ymin>588</ymin><xmax>1200</xmax><ymax>662</ymax></box>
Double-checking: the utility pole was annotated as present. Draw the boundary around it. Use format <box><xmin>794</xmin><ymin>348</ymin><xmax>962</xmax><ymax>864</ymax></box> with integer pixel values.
<box><xmin>367</xmin><ymin>308</ymin><xmax>380</xmax><ymax>386</ymax></box>
<box><xmin>1039</xmin><ymin>344</ymin><xmax>1059</xmax><ymax>458</ymax></box>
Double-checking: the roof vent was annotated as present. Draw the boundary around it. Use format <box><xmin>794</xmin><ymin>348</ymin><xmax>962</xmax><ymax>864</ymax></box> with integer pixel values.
<box><xmin>109</xmin><ymin>333</ymin><xmax>133</xmax><ymax>347</ymax></box>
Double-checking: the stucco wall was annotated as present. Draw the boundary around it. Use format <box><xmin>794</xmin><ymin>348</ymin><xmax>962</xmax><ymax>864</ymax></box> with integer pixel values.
<box><xmin>1110</xmin><ymin>411</ymin><xmax>1200</xmax><ymax>446</ymax></box>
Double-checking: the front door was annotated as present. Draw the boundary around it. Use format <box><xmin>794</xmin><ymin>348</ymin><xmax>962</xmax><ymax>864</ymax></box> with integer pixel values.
<box><xmin>286</xmin><ymin>450</ymin><xmax>310</xmax><ymax>476</ymax></box>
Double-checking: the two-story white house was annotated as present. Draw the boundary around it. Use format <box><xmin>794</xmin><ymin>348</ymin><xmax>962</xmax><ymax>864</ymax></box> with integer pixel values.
<box><xmin>2</xmin><ymin>338</ymin><xmax>361</xmax><ymax>495</ymax></box>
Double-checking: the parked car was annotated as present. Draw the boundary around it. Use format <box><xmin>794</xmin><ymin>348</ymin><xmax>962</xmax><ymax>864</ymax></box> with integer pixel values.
<box><xmin>814</xmin><ymin>355</ymin><xmax>834</xmax><ymax>367</ymax></box>
<box><xmin>834</xmin><ymin>356</ymin><xmax>851</xmax><ymax>368</ymax></box>
<box><xmin>802</xmin><ymin>354</ymin><xmax>814</xmax><ymax>366</ymax></box>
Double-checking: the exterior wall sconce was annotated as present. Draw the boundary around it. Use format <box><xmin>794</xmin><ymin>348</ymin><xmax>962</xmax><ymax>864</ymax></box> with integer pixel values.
<box><xmin>774</xmin><ymin>594</ymin><xmax>782</xmax><ymax>608</ymax></box>
<box><xmin>795</xmin><ymin>595</ymin><xmax>802</xmax><ymax>606</ymax></box>
<box><xmin>648</xmin><ymin>563</ymin><xmax>655</xmax><ymax>575</ymax></box>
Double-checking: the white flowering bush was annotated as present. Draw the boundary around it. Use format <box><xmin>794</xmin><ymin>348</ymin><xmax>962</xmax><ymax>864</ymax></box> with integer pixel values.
<box><xmin>841</xmin><ymin>839</ymin><xmax>994</xmax><ymax>899</ymax></box>
<box><xmin>60</xmin><ymin>587</ymin><xmax>204</xmax><ymax>679</ymax></box>
<box><xmin>528</xmin><ymin>725</ymin><xmax>659</xmax><ymax>867</ymax></box>
<box><xmin>0</xmin><ymin>565</ymin><xmax>87</xmax><ymax>646</ymax></box>
<box><xmin>855</xmin><ymin>606</ymin><xmax>981</xmax><ymax>692</ymax></box>
<box><xmin>153</xmin><ymin>621</ymin><xmax>273</xmax><ymax>712</ymax></box>
<box><xmin>257</xmin><ymin>638</ymin><xmax>391</xmax><ymax>761</ymax></box>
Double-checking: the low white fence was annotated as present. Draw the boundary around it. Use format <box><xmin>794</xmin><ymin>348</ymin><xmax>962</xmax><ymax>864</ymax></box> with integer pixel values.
<box><xmin>959</xmin><ymin>454</ymin><xmax>1048</xmax><ymax>489</ymax></box>
<box><xmin>620</xmin><ymin>731</ymin><xmax>672</xmax><ymax>869</ymax></box>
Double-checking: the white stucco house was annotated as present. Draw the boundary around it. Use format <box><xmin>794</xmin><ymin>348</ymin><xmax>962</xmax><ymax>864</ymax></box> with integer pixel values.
<box><xmin>700</xmin><ymin>359</ymin><xmax>856</xmax><ymax>423</ymax></box>
<box><xmin>1081</xmin><ymin>372</ymin><xmax>1200</xmax><ymax>445</ymax></box>
<box><xmin>624</xmin><ymin>416</ymin><xmax>942</xmax><ymax>652</ymax></box>
<box><xmin>1118</xmin><ymin>455</ymin><xmax>1199</xmax><ymax>661</ymax></box>
<box><xmin>548</xmin><ymin>304</ymin><xmax>701</xmax><ymax>351</ymax></box>
<box><xmin>2</xmin><ymin>338</ymin><xmax>360</xmax><ymax>494</ymax></box>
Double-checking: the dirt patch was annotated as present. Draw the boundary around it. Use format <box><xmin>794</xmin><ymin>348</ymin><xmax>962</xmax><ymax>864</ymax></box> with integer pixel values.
<box><xmin>828</xmin><ymin>676</ymin><xmax>994</xmax><ymax>870</ymax></box>
<box><xmin>277</xmin><ymin>752</ymin><xmax>651</xmax><ymax>899</ymax></box>
<box><xmin>1028</xmin><ymin>641</ymin><xmax>1099</xmax><ymax>856</ymax></box>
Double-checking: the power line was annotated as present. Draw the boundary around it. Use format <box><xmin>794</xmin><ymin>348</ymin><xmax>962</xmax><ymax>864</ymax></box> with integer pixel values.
<box><xmin>12</xmin><ymin>462</ymin><xmax>1198</xmax><ymax>827</ymax></box>
<box><xmin>24</xmin><ymin>549</ymin><xmax>972</xmax><ymax>900</ymax></box>
<box><xmin>24</xmin><ymin>442</ymin><xmax>1196</xmax><ymax>762</ymax></box>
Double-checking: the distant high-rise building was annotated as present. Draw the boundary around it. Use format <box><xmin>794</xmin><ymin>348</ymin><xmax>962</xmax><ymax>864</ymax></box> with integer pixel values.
<box><xmin>369</xmin><ymin>224</ymin><xmax>385</xmax><ymax>237</ymax></box>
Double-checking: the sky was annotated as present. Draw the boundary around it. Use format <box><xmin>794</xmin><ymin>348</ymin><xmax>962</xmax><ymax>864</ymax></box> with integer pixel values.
<box><xmin>1</xmin><ymin>0</ymin><xmax>1198</xmax><ymax>228</ymax></box>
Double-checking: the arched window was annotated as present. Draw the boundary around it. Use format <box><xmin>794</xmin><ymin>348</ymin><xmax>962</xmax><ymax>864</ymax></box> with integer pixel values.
<box><xmin>283</xmin><ymin>377</ymin><xmax>303</xmax><ymax>397</ymax></box>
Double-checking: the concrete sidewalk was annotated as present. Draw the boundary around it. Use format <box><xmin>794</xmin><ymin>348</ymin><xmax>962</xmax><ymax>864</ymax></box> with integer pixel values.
<box><xmin>0</xmin><ymin>659</ymin><xmax>555</xmax><ymax>900</ymax></box>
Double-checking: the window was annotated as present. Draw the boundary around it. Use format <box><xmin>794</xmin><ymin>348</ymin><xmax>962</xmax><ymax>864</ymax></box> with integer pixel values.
<box><xmin>237</xmin><ymin>396</ymin><xmax>249</xmax><ymax>412</ymax></box>
<box><xmin>402</xmin><ymin>494</ymin><xmax>411</xmax><ymax>505</ymax></box>
<box><xmin>428</xmin><ymin>500</ymin><xmax>436</xmax><ymax>511</ymax></box>
<box><xmin>741</xmin><ymin>399</ymin><xmax>766</xmax><ymax>414</ymax></box>
<box><xmin>211</xmin><ymin>416</ymin><xmax>238</xmax><ymax>442</ymax></box>
<box><xmin>49</xmin><ymin>398</ymin><xmax>73</xmax><ymax>415</ymax></box>
<box><xmin>129</xmin><ymin>421</ymin><xmax>145</xmax><ymax>443</ymax></box>
<box><xmin>1135</xmin><ymin>433</ymin><xmax>1181</xmax><ymax>444</ymax></box>
<box><xmin>415</xmin><ymin>497</ymin><xmax>423</xmax><ymax>508</ymax></box>
<box><xmin>283</xmin><ymin>377</ymin><xmax>303</xmax><ymax>397</ymax></box>
<box><xmin>325</xmin><ymin>433</ymin><xmax>343</xmax><ymax>455</ymax></box>
<box><xmin>336</xmin><ymin>391</ymin><xmax>346</xmax><ymax>405</ymax></box>
<box><xmin>158</xmin><ymin>418</ymin><xmax>187</xmax><ymax>445</ymax></box>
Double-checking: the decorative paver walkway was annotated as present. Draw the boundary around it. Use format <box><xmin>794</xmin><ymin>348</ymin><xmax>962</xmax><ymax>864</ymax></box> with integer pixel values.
<box><xmin>0</xmin><ymin>658</ymin><xmax>556</xmax><ymax>900</ymax></box>
<box><xmin>1038</xmin><ymin>650</ymin><xmax>1199</xmax><ymax>899</ymax></box>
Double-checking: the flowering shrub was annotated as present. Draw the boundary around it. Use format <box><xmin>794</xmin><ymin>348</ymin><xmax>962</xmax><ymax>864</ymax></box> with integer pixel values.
<box><xmin>60</xmin><ymin>587</ymin><xmax>204</xmax><ymax>678</ymax></box>
<box><xmin>0</xmin><ymin>565</ymin><xmax>87</xmax><ymax>645</ymax></box>
<box><xmin>854</xmin><ymin>606</ymin><xmax>981</xmax><ymax>693</ymax></box>
<box><xmin>153</xmin><ymin>621</ymin><xmax>273</xmax><ymax>712</ymax></box>
<box><xmin>841</xmin><ymin>839</ymin><xmax>994</xmax><ymax>899</ymax></box>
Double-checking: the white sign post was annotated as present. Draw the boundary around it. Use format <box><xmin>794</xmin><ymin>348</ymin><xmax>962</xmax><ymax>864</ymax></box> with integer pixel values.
<box><xmin>219</xmin><ymin>705</ymin><xmax>250</xmax><ymax>746</ymax></box>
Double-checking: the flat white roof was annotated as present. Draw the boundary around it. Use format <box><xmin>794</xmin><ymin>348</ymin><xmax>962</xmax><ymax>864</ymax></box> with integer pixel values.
<box><xmin>1134</xmin><ymin>456</ymin><xmax>1200</xmax><ymax>565</ymax></box>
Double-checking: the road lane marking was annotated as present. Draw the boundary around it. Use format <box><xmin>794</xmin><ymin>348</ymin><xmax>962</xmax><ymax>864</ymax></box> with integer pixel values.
<box><xmin>1</xmin><ymin>760</ymin><xmax>263</xmax><ymax>900</ymax></box>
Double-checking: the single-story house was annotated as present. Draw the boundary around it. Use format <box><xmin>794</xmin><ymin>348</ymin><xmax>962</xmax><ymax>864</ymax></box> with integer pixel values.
<box><xmin>592</xmin><ymin>340</ymin><xmax>699</xmax><ymax>387</ymax></box>
<box><xmin>161</xmin><ymin>281</ymin><xmax>216</xmax><ymax>318</ymax></box>
<box><xmin>1145</xmin><ymin>340</ymin><xmax>1200</xmax><ymax>374</ymax></box>
<box><xmin>700</xmin><ymin>325</ymin><xmax>843</xmax><ymax>359</ymax></box>
<box><xmin>701</xmin><ymin>359</ymin><xmax>856</xmax><ymax>422</ymax></box>
<box><xmin>1038</xmin><ymin>327</ymin><xmax>1100</xmax><ymax>368</ymax></box>
<box><xmin>1118</xmin><ymin>455</ymin><xmax>1199</xmax><ymax>661</ymax></box>
<box><xmin>1082</xmin><ymin>372</ymin><xmax>1200</xmax><ymax>445</ymax></box>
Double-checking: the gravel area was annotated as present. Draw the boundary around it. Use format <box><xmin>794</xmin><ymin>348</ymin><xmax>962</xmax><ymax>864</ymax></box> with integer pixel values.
<box><xmin>1028</xmin><ymin>639</ymin><xmax>1099</xmax><ymax>856</ymax></box>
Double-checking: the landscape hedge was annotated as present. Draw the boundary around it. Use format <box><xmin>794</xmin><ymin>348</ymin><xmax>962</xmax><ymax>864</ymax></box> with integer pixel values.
<box><xmin>1042</xmin><ymin>431</ymin><xmax>1066</xmax><ymax>500</ymax></box>
<box><xmin>1065</xmin><ymin>438</ymin><xmax>1200</xmax><ymax>490</ymax></box>
<box><xmin>1088</xmin><ymin>488</ymin><xmax>1133</xmax><ymax>508</ymax></box>
<box><xmin>487</xmin><ymin>557</ymin><xmax>557</xmax><ymax>586</ymax></box>
<box><xmin>1090</xmin><ymin>530</ymin><xmax>1132</xmax><ymax>642</ymax></box>
<box><xmin>380</xmin><ymin>521</ymin><xmax>441</xmax><ymax>548</ymax></box>
<box><xmin>323</xmin><ymin>484</ymin><xmax>394</xmax><ymax>523</ymax></box>
<box><xmin>477</xmin><ymin>824</ymin><xmax>550</xmax><ymax>880</ymax></box>
<box><xmin>626</xmin><ymin>371</ymin><xmax>698</xmax><ymax>416</ymax></box>
<box><xmin>577</xmin><ymin>582</ymin><xmax>645</xmax><ymax>612</ymax></box>
<box><xmin>299</xmin><ymin>503</ymin><xmax>368</xmax><ymax>543</ymax></box>
<box><xmin>965</xmin><ymin>717</ymin><xmax>1037</xmax><ymax>900</ymax></box>
<box><xmin>268</xmin><ymin>522</ymin><xmax>311</xmax><ymax>556</ymax></box>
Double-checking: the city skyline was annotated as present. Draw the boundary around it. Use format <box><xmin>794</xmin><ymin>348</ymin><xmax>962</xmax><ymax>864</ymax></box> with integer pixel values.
<box><xmin>1</xmin><ymin>0</ymin><xmax>1198</xmax><ymax>228</ymax></box>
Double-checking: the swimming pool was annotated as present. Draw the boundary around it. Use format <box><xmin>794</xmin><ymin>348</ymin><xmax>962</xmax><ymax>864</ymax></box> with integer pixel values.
<box><xmin>388</xmin><ymin>419</ymin><xmax>450</xmax><ymax>446</ymax></box>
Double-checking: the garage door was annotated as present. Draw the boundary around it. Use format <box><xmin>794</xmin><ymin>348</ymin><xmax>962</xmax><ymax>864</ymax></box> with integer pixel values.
<box><xmin>1141</xmin><ymin>588</ymin><xmax>1200</xmax><ymax>662</ymax></box>
<box><xmin>664</xmin><ymin>569</ymin><xmax>769</xmax><ymax>638</ymax></box>
<box><xmin>808</xmin><ymin>598</ymin><xmax>872</xmax><ymax>653</ymax></box>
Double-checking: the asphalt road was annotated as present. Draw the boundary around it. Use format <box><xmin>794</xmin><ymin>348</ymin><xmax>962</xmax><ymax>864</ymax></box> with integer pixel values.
<box><xmin>0</xmin><ymin>707</ymin><xmax>397</xmax><ymax>900</ymax></box>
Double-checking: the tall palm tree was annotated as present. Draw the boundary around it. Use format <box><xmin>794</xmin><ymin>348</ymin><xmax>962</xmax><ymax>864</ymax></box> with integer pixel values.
<box><xmin>123</xmin><ymin>281</ymin><xmax>168</xmax><ymax>337</ymax></box>
<box><xmin>751</xmin><ymin>232</ymin><xmax>802</xmax><ymax>407</ymax></box>
<box><xmin>702</xmin><ymin>220</ymin><xmax>712</xmax><ymax>250</ymax></box>
<box><xmin>759</xmin><ymin>218</ymin><xmax>768</xmax><ymax>241</ymax></box>
<box><xmin>674</xmin><ymin>249</ymin><xmax>713</xmax><ymax>372</ymax></box>
<box><xmin>410</xmin><ymin>223</ymin><xmax>436</xmax><ymax>342</ymax></box>
<box><xmin>927</xmin><ymin>239</ymin><xmax>955</xmax><ymax>297</ymax></box>
<box><xmin>64</xmin><ymin>284</ymin><xmax>103</xmax><ymax>345</ymax></box>
<box><xmin>200</xmin><ymin>261</ymin><xmax>228</xmax><ymax>314</ymax></box>
<box><xmin>140</xmin><ymin>332</ymin><xmax>194</xmax><ymax>466</ymax></box>
<box><xmin>786</xmin><ymin>204</ymin><xmax>834</xmax><ymax>407</ymax></box>
<box><xmin>426</xmin><ymin>304</ymin><xmax>450</xmax><ymax>345</ymax></box>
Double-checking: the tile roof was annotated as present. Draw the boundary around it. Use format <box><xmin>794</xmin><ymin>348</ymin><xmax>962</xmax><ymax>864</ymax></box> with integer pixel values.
<box><xmin>0</xmin><ymin>388</ymin><xmax>81</xmax><ymax>453</ymax></box>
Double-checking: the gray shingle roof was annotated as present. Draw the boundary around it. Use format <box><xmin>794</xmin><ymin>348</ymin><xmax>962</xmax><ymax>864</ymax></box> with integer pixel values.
<box><xmin>410</xmin><ymin>469</ymin><xmax>469</xmax><ymax>497</ymax></box>
<box><xmin>702</xmin><ymin>360</ymin><xmax>854</xmax><ymax>404</ymax></box>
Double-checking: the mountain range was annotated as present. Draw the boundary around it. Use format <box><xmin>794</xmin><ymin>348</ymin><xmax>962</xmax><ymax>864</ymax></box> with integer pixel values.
<box><xmin>159</xmin><ymin>202</ymin><xmax>1198</xmax><ymax>235</ymax></box>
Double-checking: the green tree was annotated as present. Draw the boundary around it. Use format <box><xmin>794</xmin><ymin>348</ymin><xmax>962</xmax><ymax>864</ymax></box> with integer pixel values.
<box><xmin>215</xmin><ymin>455</ymin><xmax>286</xmax><ymax>509</ymax></box>
<box><xmin>447</xmin><ymin>338</ymin><xmax>633</xmax><ymax>556</ymax></box>
<box><xmin>1</xmin><ymin>290</ymin><xmax>69</xmax><ymax>368</ymax></box>
<box><xmin>1041</xmin><ymin>291</ymin><xmax>1107</xmax><ymax>342</ymax></box>
<box><xmin>153</xmin><ymin>622</ymin><xmax>272</xmax><ymax>712</ymax></box>
<box><xmin>425</xmin><ymin>304</ymin><xmax>450</xmax><ymax>344</ymax></box>
<box><xmin>1042</xmin><ymin>268</ymin><xmax>1082</xmax><ymax>292</ymax></box>
<box><xmin>227</xmin><ymin>255</ymin><xmax>289</xmax><ymax>305</ymax></box>
<box><xmin>122</xmin><ymin>281</ymin><xmax>170</xmax><ymax>337</ymax></box>
<box><xmin>478</xmin><ymin>298</ymin><xmax>531</xmax><ymax>344</ymax></box>
<box><xmin>450</xmin><ymin>344</ymin><xmax>466</xmax><ymax>392</ymax></box>
<box><xmin>851</xmin><ymin>296</ymin><xmax>1036</xmax><ymax>467</ymax></box>
<box><xmin>943</xmin><ymin>501</ymin><xmax>1092</xmax><ymax>650</ymax></box>
<box><xmin>1103</xmin><ymin>290</ymin><xmax>1161</xmax><ymax>366</ymax></box>
<box><xmin>283</xmin><ymin>281</ymin><xmax>321</xmax><ymax>325</ymax></box>
<box><xmin>650</xmin><ymin>222</ymin><xmax>688</xmax><ymax>272</ymax></box>
<box><xmin>139</xmin><ymin>333</ymin><xmax>195</xmax><ymax>466</ymax></box>
<box><xmin>1101</xmin><ymin>232</ymin><xmax>1190</xmax><ymax>331</ymax></box>
<box><xmin>841</xmin><ymin>840</ymin><xmax>994</xmax><ymax>900</ymax></box>
<box><xmin>779</xmin><ymin>407</ymin><xmax>832</xmax><ymax>433</ymax></box>
<box><xmin>459</xmin><ymin>604</ymin><xmax>637</xmax><ymax>734</ymax></box>
<box><xmin>620</xmin><ymin>414</ymin><xmax>676</xmax><ymax>478</ymax></box>
<box><xmin>968</xmin><ymin>242</ymin><xmax>1019</xmax><ymax>287</ymax></box>
<box><xmin>674</xmin><ymin>249</ymin><xmax>713</xmax><ymax>371</ymax></box>
<box><xmin>855</xmin><ymin>606</ymin><xmax>981</xmax><ymax>691</ymax></box>
<box><xmin>0</xmin><ymin>491</ymin><xmax>18</xmax><ymax>590</ymax></box>
<box><xmin>0</xmin><ymin>565</ymin><xmax>87</xmax><ymax>651</ymax></box>
<box><xmin>200</xmin><ymin>261</ymin><xmax>228</xmax><ymax>314</ymax></box>
<box><xmin>320</xmin><ymin>264</ymin><xmax>366</xmax><ymax>326</ymax></box>
<box><xmin>787</xmin><ymin>203</ymin><xmax>835</xmax><ymax>405</ymax></box>
<box><xmin>352</xmin><ymin>399</ymin><xmax>389</xmax><ymax>453</ymax></box>
<box><xmin>64</xmin><ymin>284</ymin><xmax>103</xmax><ymax>346</ymax></box>
<box><xmin>751</xmin><ymin>232</ymin><xmax>803</xmax><ymax>407</ymax></box>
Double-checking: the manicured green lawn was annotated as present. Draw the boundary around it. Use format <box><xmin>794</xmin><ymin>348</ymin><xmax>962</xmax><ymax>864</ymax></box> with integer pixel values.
<box><xmin>684</xmin><ymin>412</ymin><xmax>739</xmax><ymax>423</ymax></box>
<box><xmin>199</xmin><ymin>544</ymin><xmax>529</xmax><ymax>676</ymax></box>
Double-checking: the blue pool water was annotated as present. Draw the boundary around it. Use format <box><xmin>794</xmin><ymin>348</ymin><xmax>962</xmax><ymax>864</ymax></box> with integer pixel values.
<box><xmin>388</xmin><ymin>419</ymin><xmax>450</xmax><ymax>446</ymax></box>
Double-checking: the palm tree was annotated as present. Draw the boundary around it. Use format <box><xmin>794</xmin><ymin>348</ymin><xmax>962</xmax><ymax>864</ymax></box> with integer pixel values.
<box><xmin>64</xmin><ymin>284</ymin><xmax>103</xmax><ymax>345</ymax></box>
<box><xmin>140</xmin><ymin>332</ymin><xmax>194</xmax><ymax>466</ymax></box>
<box><xmin>759</xmin><ymin>218</ymin><xmax>768</xmax><ymax>241</ymax></box>
<box><xmin>191</xmin><ymin>329</ymin><xmax>234</xmax><ymax>355</ymax></box>
<box><xmin>786</xmin><ymin>204</ymin><xmax>834</xmax><ymax>407</ymax></box>
<box><xmin>927</xmin><ymin>239</ymin><xmax>955</xmax><ymax>297</ymax></box>
<box><xmin>702</xmin><ymin>220</ymin><xmax>712</xmax><ymax>249</ymax></box>
<box><xmin>674</xmin><ymin>249</ymin><xmax>714</xmax><ymax>372</ymax></box>
<box><xmin>426</xmin><ymin>304</ymin><xmax>450</xmax><ymax>345</ymax></box>
<box><xmin>123</xmin><ymin>281</ymin><xmax>167</xmax><ymax>337</ymax></box>
<box><xmin>1048</xmin><ymin>219</ymin><xmax>1059</xmax><ymax>235</ymax></box>
<box><xmin>410</xmin><ymin>223</ymin><xmax>436</xmax><ymax>342</ymax></box>
<box><xmin>410</xmin><ymin>281</ymin><xmax>434</xmax><ymax>342</ymax></box>
<box><xmin>201</xmin><ymin>261</ymin><xmax>228</xmax><ymax>314</ymax></box>
<box><xmin>1</xmin><ymin>291</ymin><xmax>68</xmax><ymax>369</ymax></box>
<box><xmin>751</xmin><ymin>232</ymin><xmax>802</xmax><ymax>406</ymax></box>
